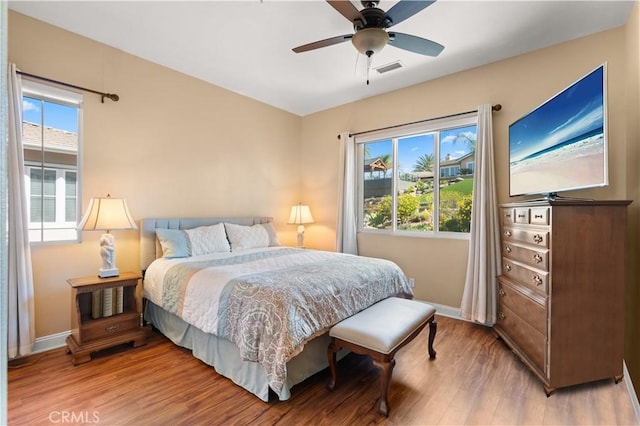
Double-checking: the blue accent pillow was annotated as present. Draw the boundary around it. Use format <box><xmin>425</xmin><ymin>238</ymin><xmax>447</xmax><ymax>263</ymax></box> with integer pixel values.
<box><xmin>156</xmin><ymin>228</ymin><xmax>190</xmax><ymax>258</ymax></box>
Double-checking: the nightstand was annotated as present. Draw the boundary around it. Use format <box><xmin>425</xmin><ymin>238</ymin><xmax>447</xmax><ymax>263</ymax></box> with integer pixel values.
<box><xmin>65</xmin><ymin>271</ymin><xmax>147</xmax><ymax>365</ymax></box>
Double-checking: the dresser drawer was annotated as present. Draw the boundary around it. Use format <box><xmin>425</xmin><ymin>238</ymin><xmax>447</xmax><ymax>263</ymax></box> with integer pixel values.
<box><xmin>514</xmin><ymin>208</ymin><xmax>530</xmax><ymax>224</ymax></box>
<box><xmin>496</xmin><ymin>304</ymin><xmax>546</xmax><ymax>372</ymax></box>
<box><xmin>502</xmin><ymin>208</ymin><xmax>515</xmax><ymax>224</ymax></box>
<box><xmin>530</xmin><ymin>207</ymin><xmax>550</xmax><ymax>225</ymax></box>
<box><xmin>502</xmin><ymin>257</ymin><xmax>548</xmax><ymax>294</ymax></box>
<box><xmin>498</xmin><ymin>277</ymin><xmax>546</xmax><ymax>335</ymax></box>
<box><xmin>80</xmin><ymin>312</ymin><xmax>140</xmax><ymax>343</ymax></box>
<box><xmin>503</xmin><ymin>227</ymin><xmax>549</xmax><ymax>248</ymax></box>
<box><xmin>503</xmin><ymin>242</ymin><xmax>549</xmax><ymax>271</ymax></box>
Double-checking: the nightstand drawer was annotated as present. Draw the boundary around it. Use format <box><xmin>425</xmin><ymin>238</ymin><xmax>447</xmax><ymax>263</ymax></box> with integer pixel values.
<box><xmin>81</xmin><ymin>312</ymin><xmax>140</xmax><ymax>342</ymax></box>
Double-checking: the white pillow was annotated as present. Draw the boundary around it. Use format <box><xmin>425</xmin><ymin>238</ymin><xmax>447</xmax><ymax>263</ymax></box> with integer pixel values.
<box><xmin>185</xmin><ymin>223</ymin><xmax>231</xmax><ymax>255</ymax></box>
<box><xmin>259</xmin><ymin>222</ymin><xmax>280</xmax><ymax>247</ymax></box>
<box><xmin>224</xmin><ymin>223</ymin><xmax>270</xmax><ymax>252</ymax></box>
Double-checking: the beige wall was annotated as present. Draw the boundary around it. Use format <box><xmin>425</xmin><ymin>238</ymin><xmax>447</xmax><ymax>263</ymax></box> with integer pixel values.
<box><xmin>8</xmin><ymin>8</ymin><xmax>640</xmax><ymax>398</ymax></box>
<box><xmin>625</xmin><ymin>0</ymin><xmax>640</xmax><ymax>398</ymax></box>
<box><xmin>9</xmin><ymin>11</ymin><xmax>302</xmax><ymax>338</ymax></box>
<box><xmin>301</xmin><ymin>27</ymin><xmax>629</xmax><ymax>307</ymax></box>
<box><xmin>301</xmin><ymin>18</ymin><xmax>640</xmax><ymax>394</ymax></box>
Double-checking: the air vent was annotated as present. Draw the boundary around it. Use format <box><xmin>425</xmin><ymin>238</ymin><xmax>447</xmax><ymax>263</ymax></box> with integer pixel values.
<box><xmin>374</xmin><ymin>61</ymin><xmax>404</xmax><ymax>74</ymax></box>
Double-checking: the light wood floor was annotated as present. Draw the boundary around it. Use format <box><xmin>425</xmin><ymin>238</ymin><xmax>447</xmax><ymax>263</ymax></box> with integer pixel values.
<box><xmin>8</xmin><ymin>316</ymin><xmax>638</xmax><ymax>425</ymax></box>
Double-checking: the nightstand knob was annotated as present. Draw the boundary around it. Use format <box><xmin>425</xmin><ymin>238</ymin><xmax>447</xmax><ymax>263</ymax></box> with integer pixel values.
<box><xmin>105</xmin><ymin>324</ymin><xmax>120</xmax><ymax>333</ymax></box>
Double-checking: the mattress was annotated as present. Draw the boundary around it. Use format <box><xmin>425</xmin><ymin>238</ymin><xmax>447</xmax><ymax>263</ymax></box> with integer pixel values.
<box><xmin>143</xmin><ymin>246</ymin><xmax>412</xmax><ymax>398</ymax></box>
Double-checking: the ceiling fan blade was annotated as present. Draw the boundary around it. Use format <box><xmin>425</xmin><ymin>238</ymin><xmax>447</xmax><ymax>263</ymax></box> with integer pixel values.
<box><xmin>388</xmin><ymin>32</ymin><xmax>444</xmax><ymax>56</ymax></box>
<box><xmin>292</xmin><ymin>34</ymin><xmax>353</xmax><ymax>53</ymax></box>
<box><xmin>327</xmin><ymin>0</ymin><xmax>367</xmax><ymax>26</ymax></box>
<box><xmin>385</xmin><ymin>0</ymin><xmax>437</xmax><ymax>28</ymax></box>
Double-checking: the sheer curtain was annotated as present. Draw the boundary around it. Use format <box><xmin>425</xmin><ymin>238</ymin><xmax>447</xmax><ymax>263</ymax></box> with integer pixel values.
<box><xmin>2</xmin><ymin>8</ymin><xmax>9</xmax><ymax>423</ymax></box>
<box><xmin>336</xmin><ymin>132</ymin><xmax>358</xmax><ymax>255</ymax></box>
<box><xmin>7</xmin><ymin>63</ymin><xmax>35</xmax><ymax>358</ymax></box>
<box><xmin>460</xmin><ymin>104</ymin><xmax>501</xmax><ymax>325</ymax></box>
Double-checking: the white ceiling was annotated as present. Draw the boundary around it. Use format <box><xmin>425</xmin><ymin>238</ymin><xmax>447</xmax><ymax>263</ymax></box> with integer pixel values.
<box><xmin>8</xmin><ymin>0</ymin><xmax>635</xmax><ymax>116</ymax></box>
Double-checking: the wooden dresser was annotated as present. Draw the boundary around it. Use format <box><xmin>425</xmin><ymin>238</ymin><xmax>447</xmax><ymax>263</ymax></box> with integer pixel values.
<box><xmin>495</xmin><ymin>199</ymin><xmax>631</xmax><ymax>395</ymax></box>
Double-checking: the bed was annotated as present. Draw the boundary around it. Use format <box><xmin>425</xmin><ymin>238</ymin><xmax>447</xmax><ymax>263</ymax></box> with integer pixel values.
<box><xmin>140</xmin><ymin>216</ymin><xmax>413</xmax><ymax>401</ymax></box>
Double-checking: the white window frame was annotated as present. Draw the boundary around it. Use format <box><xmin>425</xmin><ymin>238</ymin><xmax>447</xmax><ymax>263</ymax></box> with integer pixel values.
<box><xmin>356</xmin><ymin>114</ymin><xmax>477</xmax><ymax>240</ymax></box>
<box><xmin>22</xmin><ymin>79</ymin><xmax>83</xmax><ymax>244</ymax></box>
<box><xmin>25</xmin><ymin>165</ymin><xmax>77</xmax><ymax>225</ymax></box>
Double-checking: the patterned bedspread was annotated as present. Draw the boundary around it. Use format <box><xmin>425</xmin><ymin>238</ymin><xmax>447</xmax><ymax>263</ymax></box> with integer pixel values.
<box><xmin>144</xmin><ymin>247</ymin><xmax>412</xmax><ymax>395</ymax></box>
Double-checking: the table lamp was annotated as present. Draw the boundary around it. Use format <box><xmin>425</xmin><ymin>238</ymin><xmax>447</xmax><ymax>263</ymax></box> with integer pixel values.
<box><xmin>78</xmin><ymin>194</ymin><xmax>137</xmax><ymax>278</ymax></box>
<box><xmin>288</xmin><ymin>203</ymin><xmax>314</xmax><ymax>248</ymax></box>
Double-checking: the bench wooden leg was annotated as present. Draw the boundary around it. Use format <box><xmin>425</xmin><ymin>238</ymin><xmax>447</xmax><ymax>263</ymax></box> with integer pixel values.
<box><xmin>327</xmin><ymin>338</ymin><xmax>338</xmax><ymax>391</ymax></box>
<box><xmin>372</xmin><ymin>357</ymin><xmax>395</xmax><ymax>417</ymax></box>
<box><xmin>428</xmin><ymin>317</ymin><xmax>437</xmax><ymax>359</ymax></box>
<box><xmin>327</xmin><ymin>305</ymin><xmax>437</xmax><ymax>417</ymax></box>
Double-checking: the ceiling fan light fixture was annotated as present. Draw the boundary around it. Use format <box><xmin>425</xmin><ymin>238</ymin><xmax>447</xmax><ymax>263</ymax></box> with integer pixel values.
<box><xmin>351</xmin><ymin>28</ymin><xmax>389</xmax><ymax>56</ymax></box>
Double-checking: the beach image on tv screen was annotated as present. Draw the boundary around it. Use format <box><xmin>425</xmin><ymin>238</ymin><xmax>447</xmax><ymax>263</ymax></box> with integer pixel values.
<box><xmin>509</xmin><ymin>66</ymin><xmax>606</xmax><ymax>197</ymax></box>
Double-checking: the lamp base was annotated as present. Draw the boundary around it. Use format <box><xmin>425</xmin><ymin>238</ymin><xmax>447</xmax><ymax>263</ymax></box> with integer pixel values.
<box><xmin>99</xmin><ymin>267</ymin><xmax>119</xmax><ymax>278</ymax></box>
<box><xmin>297</xmin><ymin>225</ymin><xmax>305</xmax><ymax>248</ymax></box>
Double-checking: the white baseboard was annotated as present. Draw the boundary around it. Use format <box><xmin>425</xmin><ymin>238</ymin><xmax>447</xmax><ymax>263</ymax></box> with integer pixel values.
<box><xmin>624</xmin><ymin>361</ymin><xmax>640</xmax><ymax>424</ymax></box>
<box><xmin>423</xmin><ymin>301</ymin><xmax>463</xmax><ymax>320</ymax></box>
<box><xmin>32</xmin><ymin>330</ymin><xmax>70</xmax><ymax>354</ymax></box>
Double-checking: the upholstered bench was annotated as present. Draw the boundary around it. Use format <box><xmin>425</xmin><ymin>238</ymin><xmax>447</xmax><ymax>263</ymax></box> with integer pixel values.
<box><xmin>327</xmin><ymin>297</ymin><xmax>437</xmax><ymax>416</ymax></box>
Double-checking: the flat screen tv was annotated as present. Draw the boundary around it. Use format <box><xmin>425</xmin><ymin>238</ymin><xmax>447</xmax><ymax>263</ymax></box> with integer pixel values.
<box><xmin>509</xmin><ymin>64</ymin><xmax>607</xmax><ymax>199</ymax></box>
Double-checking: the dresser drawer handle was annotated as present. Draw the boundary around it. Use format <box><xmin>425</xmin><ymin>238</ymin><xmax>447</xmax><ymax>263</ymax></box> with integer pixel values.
<box><xmin>505</xmin><ymin>246</ymin><xmax>512</xmax><ymax>253</ymax></box>
<box><xmin>533</xmin><ymin>254</ymin><xmax>543</xmax><ymax>264</ymax></box>
<box><xmin>533</xmin><ymin>234</ymin><xmax>543</xmax><ymax>244</ymax></box>
<box><xmin>105</xmin><ymin>324</ymin><xmax>120</xmax><ymax>333</ymax></box>
<box><xmin>534</xmin><ymin>214</ymin><xmax>544</xmax><ymax>219</ymax></box>
<box><xmin>517</xmin><ymin>214</ymin><xmax>526</xmax><ymax>218</ymax></box>
<box><xmin>532</xmin><ymin>275</ymin><xmax>543</xmax><ymax>286</ymax></box>
<box><xmin>499</xmin><ymin>289</ymin><xmax>506</xmax><ymax>297</ymax></box>
<box><xmin>505</xmin><ymin>230</ymin><xmax>512</xmax><ymax>237</ymax></box>
<box><xmin>499</xmin><ymin>312</ymin><xmax>506</xmax><ymax>321</ymax></box>
<box><xmin>505</xmin><ymin>264</ymin><xmax>512</xmax><ymax>272</ymax></box>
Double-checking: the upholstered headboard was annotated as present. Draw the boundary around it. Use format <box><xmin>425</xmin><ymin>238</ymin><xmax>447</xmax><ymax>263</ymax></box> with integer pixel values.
<box><xmin>140</xmin><ymin>217</ymin><xmax>273</xmax><ymax>272</ymax></box>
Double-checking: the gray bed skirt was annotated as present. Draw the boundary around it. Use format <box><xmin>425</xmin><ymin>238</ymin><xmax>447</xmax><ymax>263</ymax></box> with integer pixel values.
<box><xmin>144</xmin><ymin>300</ymin><xmax>346</xmax><ymax>401</ymax></box>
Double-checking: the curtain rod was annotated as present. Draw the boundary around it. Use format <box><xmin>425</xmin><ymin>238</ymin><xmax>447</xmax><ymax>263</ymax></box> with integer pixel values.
<box><xmin>17</xmin><ymin>70</ymin><xmax>119</xmax><ymax>103</ymax></box>
<box><xmin>341</xmin><ymin>104</ymin><xmax>501</xmax><ymax>139</ymax></box>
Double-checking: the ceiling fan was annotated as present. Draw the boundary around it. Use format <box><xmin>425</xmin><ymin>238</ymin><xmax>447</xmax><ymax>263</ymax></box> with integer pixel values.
<box><xmin>292</xmin><ymin>0</ymin><xmax>444</xmax><ymax>80</ymax></box>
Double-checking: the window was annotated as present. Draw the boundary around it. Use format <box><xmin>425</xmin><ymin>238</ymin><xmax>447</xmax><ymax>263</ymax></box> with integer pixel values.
<box><xmin>22</xmin><ymin>80</ymin><xmax>83</xmax><ymax>243</ymax></box>
<box><xmin>357</xmin><ymin>115</ymin><xmax>477</xmax><ymax>236</ymax></box>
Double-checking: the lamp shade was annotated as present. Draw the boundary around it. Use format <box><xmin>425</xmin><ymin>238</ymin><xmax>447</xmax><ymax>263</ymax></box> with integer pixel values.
<box><xmin>288</xmin><ymin>204</ymin><xmax>314</xmax><ymax>225</ymax></box>
<box><xmin>78</xmin><ymin>196</ymin><xmax>137</xmax><ymax>231</ymax></box>
<box><xmin>351</xmin><ymin>28</ymin><xmax>389</xmax><ymax>56</ymax></box>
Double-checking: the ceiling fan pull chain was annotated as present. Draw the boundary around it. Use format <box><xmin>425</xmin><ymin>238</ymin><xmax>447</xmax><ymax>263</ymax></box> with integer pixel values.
<box><xmin>366</xmin><ymin>51</ymin><xmax>372</xmax><ymax>85</ymax></box>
